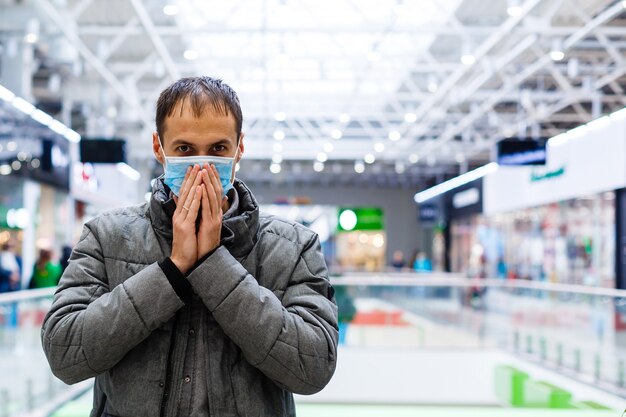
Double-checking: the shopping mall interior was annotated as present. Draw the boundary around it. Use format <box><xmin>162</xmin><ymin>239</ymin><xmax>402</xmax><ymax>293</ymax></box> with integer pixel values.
<box><xmin>2</xmin><ymin>0</ymin><xmax>626</xmax><ymax>416</ymax></box>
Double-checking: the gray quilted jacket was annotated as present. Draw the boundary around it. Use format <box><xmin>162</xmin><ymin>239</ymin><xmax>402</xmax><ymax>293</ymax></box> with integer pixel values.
<box><xmin>41</xmin><ymin>179</ymin><xmax>338</xmax><ymax>417</ymax></box>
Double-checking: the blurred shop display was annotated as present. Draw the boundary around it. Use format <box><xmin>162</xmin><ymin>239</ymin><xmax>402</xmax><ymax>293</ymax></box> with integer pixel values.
<box><xmin>0</xmin><ymin>85</ymin><xmax>77</xmax><ymax>289</ymax></box>
<box><xmin>417</xmin><ymin>110</ymin><xmax>626</xmax><ymax>289</ymax></box>
<box><xmin>336</xmin><ymin>208</ymin><xmax>385</xmax><ymax>271</ymax></box>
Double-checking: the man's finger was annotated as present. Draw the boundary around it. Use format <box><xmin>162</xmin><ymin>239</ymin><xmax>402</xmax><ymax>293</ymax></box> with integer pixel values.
<box><xmin>201</xmin><ymin>180</ymin><xmax>210</xmax><ymax>221</ymax></box>
<box><xmin>207</xmin><ymin>165</ymin><xmax>220</xmax><ymax>218</ymax></box>
<box><xmin>181</xmin><ymin>168</ymin><xmax>203</xmax><ymax>218</ymax></box>
<box><xmin>208</xmin><ymin>165</ymin><xmax>222</xmax><ymax>215</ymax></box>
<box><xmin>186</xmin><ymin>185</ymin><xmax>202</xmax><ymax>224</ymax></box>
<box><xmin>175</xmin><ymin>165</ymin><xmax>197</xmax><ymax>216</ymax></box>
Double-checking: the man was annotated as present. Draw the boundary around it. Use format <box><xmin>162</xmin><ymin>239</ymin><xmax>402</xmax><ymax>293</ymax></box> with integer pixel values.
<box><xmin>42</xmin><ymin>76</ymin><xmax>338</xmax><ymax>417</ymax></box>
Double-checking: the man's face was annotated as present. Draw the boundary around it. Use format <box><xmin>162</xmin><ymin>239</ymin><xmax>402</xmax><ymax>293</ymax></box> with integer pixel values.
<box><xmin>152</xmin><ymin>101</ymin><xmax>244</xmax><ymax>166</ymax></box>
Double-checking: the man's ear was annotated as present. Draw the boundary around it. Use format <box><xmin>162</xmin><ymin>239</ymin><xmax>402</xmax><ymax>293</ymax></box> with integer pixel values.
<box><xmin>152</xmin><ymin>132</ymin><xmax>165</xmax><ymax>165</ymax></box>
<box><xmin>236</xmin><ymin>133</ymin><xmax>245</xmax><ymax>163</ymax></box>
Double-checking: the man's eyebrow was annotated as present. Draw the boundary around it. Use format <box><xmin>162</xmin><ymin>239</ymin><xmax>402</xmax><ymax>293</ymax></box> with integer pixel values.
<box><xmin>169</xmin><ymin>139</ymin><xmax>193</xmax><ymax>146</ymax></box>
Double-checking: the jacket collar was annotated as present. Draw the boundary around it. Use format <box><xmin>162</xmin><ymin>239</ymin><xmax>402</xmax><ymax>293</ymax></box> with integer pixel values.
<box><xmin>147</xmin><ymin>177</ymin><xmax>260</xmax><ymax>258</ymax></box>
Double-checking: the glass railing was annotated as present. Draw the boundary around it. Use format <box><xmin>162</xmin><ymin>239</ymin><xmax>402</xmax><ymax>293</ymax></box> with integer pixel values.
<box><xmin>0</xmin><ymin>288</ymin><xmax>91</xmax><ymax>417</ymax></box>
<box><xmin>331</xmin><ymin>273</ymin><xmax>626</xmax><ymax>398</ymax></box>
<box><xmin>3</xmin><ymin>274</ymin><xmax>626</xmax><ymax>416</ymax></box>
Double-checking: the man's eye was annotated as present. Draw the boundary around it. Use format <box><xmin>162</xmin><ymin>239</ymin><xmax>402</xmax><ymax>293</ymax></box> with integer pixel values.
<box><xmin>177</xmin><ymin>145</ymin><xmax>190</xmax><ymax>153</ymax></box>
<box><xmin>214</xmin><ymin>145</ymin><xmax>226</xmax><ymax>152</ymax></box>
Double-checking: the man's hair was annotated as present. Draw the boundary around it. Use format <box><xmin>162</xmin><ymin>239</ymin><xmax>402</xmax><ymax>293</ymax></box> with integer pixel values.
<box><xmin>156</xmin><ymin>76</ymin><xmax>243</xmax><ymax>142</ymax></box>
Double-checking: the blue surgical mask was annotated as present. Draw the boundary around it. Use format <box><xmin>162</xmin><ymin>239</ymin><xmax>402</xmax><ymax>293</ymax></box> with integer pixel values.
<box><xmin>159</xmin><ymin>141</ymin><xmax>238</xmax><ymax>197</ymax></box>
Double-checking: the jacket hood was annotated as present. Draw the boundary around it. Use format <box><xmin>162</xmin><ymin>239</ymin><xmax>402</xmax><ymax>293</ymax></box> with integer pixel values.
<box><xmin>147</xmin><ymin>176</ymin><xmax>260</xmax><ymax>259</ymax></box>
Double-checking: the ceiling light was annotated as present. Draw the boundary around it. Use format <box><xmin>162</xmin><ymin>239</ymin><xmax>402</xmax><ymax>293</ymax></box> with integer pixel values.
<box><xmin>427</xmin><ymin>75</ymin><xmax>438</xmax><ymax>93</ymax></box>
<box><xmin>7</xmin><ymin>142</ymin><xmax>17</xmax><ymax>152</ymax></box>
<box><xmin>0</xmin><ymin>165</ymin><xmax>11</xmax><ymax>175</ymax></box>
<box><xmin>270</xmin><ymin>163</ymin><xmax>281</xmax><ymax>174</ymax></box>
<box><xmin>339</xmin><ymin>113</ymin><xmax>350</xmax><ymax>123</ymax></box>
<box><xmin>409</xmin><ymin>153</ymin><xmax>419</xmax><ymax>164</ymax></box>
<box><xmin>163</xmin><ymin>4</ymin><xmax>180</xmax><ymax>16</ymax></box>
<box><xmin>24</xmin><ymin>19</ymin><xmax>39</xmax><ymax>44</ymax></box>
<box><xmin>273</xmin><ymin>143</ymin><xmax>283</xmax><ymax>152</ymax></box>
<box><xmin>184</xmin><ymin>50</ymin><xmax>198</xmax><ymax>60</ymax></box>
<box><xmin>64</xmin><ymin>130</ymin><xmax>81</xmax><ymax>143</ymax></box>
<box><xmin>388</xmin><ymin>131</ymin><xmax>401</xmax><ymax>141</ymax></box>
<box><xmin>550</xmin><ymin>39</ymin><xmax>565</xmax><ymax>61</ymax></box>
<box><xmin>48</xmin><ymin>119</ymin><xmax>67</xmax><ymax>135</ymax></box>
<box><xmin>274</xmin><ymin>112</ymin><xmax>286</xmax><ymax>122</ymax></box>
<box><xmin>272</xmin><ymin>154</ymin><xmax>283</xmax><ymax>164</ymax></box>
<box><xmin>317</xmin><ymin>152</ymin><xmax>328</xmax><ymax>162</ymax></box>
<box><xmin>0</xmin><ymin>84</ymin><xmax>16</xmax><ymax>102</ymax></box>
<box><xmin>323</xmin><ymin>142</ymin><xmax>334</xmax><ymax>153</ymax></box>
<box><xmin>12</xmin><ymin>97</ymin><xmax>35</xmax><ymax>115</ymax></box>
<box><xmin>31</xmin><ymin>159</ymin><xmax>40</xmax><ymax>169</ymax></box>
<box><xmin>313</xmin><ymin>161</ymin><xmax>324</xmax><ymax>172</ymax></box>
<box><xmin>331</xmin><ymin>129</ymin><xmax>342</xmax><ymax>140</ymax></box>
<box><xmin>461</xmin><ymin>54</ymin><xmax>476</xmax><ymax>66</ymax></box>
<box><xmin>374</xmin><ymin>142</ymin><xmax>385</xmax><ymax>152</ymax></box>
<box><xmin>550</xmin><ymin>50</ymin><xmax>565</xmax><ymax>61</ymax></box>
<box><xmin>395</xmin><ymin>162</ymin><xmax>406</xmax><ymax>174</ymax></box>
<box><xmin>24</xmin><ymin>33</ymin><xmax>38</xmax><ymax>44</ymax></box>
<box><xmin>354</xmin><ymin>161</ymin><xmax>365</xmax><ymax>174</ymax></box>
<box><xmin>364</xmin><ymin>154</ymin><xmax>375</xmax><ymax>164</ymax></box>
<box><xmin>507</xmin><ymin>6</ymin><xmax>522</xmax><ymax>16</ymax></box>
<box><xmin>11</xmin><ymin>161</ymin><xmax>21</xmax><ymax>171</ymax></box>
<box><xmin>367</xmin><ymin>51</ymin><xmax>381</xmax><ymax>62</ymax></box>
<box><xmin>404</xmin><ymin>113</ymin><xmax>417</xmax><ymax>123</ymax></box>
<box><xmin>455</xmin><ymin>153</ymin><xmax>466</xmax><ymax>163</ymax></box>
<box><xmin>273</xmin><ymin>130</ymin><xmax>285</xmax><ymax>141</ymax></box>
<box><xmin>414</xmin><ymin>163</ymin><xmax>499</xmax><ymax>203</ymax></box>
<box><xmin>31</xmin><ymin>109</ymin><xmax>53</xmax><ymax>126</ymax></box>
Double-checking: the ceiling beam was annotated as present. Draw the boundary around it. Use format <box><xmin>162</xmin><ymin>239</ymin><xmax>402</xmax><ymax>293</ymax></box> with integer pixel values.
<box><xmin>127</xmin><ymin>0</ymin><xmax>180</xmax><ymax>81</ymax></box>
<box><xmin>37</xmin><ymin>0</ymin><xmax>151</xmax><ymax>128</ymax></box>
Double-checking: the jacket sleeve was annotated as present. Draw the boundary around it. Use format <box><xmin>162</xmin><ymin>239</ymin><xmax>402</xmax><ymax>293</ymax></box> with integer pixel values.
<box><xmin>187</xmin><ymin>233</ymin><xmax>338</xmax><ymax>395</ymax></box>
<box><xmin>41</xmin><ymin>220</ymin><xmax>185</xmax><ymax>384</ymax></box>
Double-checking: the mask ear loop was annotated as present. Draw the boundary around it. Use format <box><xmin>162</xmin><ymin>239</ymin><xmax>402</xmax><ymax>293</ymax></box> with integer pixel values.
<box><xmin>158</xmin><ymin>136</ymin><xmax>168</xmax><ymax>163</ymax></box>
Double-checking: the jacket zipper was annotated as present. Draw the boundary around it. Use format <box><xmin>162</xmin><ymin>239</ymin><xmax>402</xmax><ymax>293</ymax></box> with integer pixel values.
<box><xmin>160</xmin><ymin>316</ymin><xmax>178</xmax><ymax>417</ymax></box>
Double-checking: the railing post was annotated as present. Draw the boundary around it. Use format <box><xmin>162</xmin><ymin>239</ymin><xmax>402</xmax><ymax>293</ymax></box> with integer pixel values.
<box><xmin>1</xmin><ymin>389</ymin><xmax>9</xmax><ymax>417</ymax></box>
<box><xmin>556</xmin><ymin>343</ymin><xmax>563</xmax><ymax>367</ymax></box>
<box><xmin>539</xmin><ymin>337</ymin><xmax>547</xmax><ymax>361</ymax></box>
<box><xmin>26</xmin><ymin>378</ymin><xmax>34</xmax><ymax>411</ymax></box>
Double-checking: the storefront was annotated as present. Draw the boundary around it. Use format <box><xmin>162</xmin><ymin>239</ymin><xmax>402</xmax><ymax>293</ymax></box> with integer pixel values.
<box><xmin>0</xmin><ymin>133</ymin><xmax>73</xmax><ymax>288</ymax></box>
<box><xmin>335</xmin><ymin>207</ymin><xmax>386</xmax><ymax>271</ymax></box>
<box><xmin>445</xmin><ymin>179</ymin><xmax>487</xmax><ymax>277</ymax></box>
<box><xmin>483</xmin><ymin>114</ymin><xmax>626</xmax><ymax>287</ymax></box>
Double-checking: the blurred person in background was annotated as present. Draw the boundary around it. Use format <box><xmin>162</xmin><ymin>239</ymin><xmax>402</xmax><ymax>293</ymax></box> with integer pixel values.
<box><xmin>0</xmin><ymin>239</ymin><xmax>22</xmax><ymax>292</ymax></box>
<box><xmin>412</xmin><ymin>250</ymin><xmax>433</xmax><ymax>273</ymax></box>
<box><xmin>60</xmin><ymin>244</ymin><xmax>73</xmax><ymax>273</ymax></box>
<box><xmin>390</xmin><ymin>250</ymin><xmax>406</xmax><ymax>270</ymax></box>
<box><xmin>42</xmin><ymin>76</ymin><xmax>338</xmax><ymax>417</ymax></box>
<box><xmin>28</xmin><ymin>248</ymin><xmax>62</xmax><ymax>289</ymax></box>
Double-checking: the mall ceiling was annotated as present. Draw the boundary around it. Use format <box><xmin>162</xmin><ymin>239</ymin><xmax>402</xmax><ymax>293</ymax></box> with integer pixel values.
<box><xmin>1</xmin><ymin>0</ymin><xmax>626</xmax><ymax>189</ymax></box>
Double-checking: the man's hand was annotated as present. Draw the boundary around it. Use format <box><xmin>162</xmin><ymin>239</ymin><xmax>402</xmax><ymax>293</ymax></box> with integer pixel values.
<box><xmin>171</xmin><ymin>164</ymin><xmax>203</xmax><ymax>274</ymax></box>
<box><xmin>197</xmin><ymin>163</ymin><xmax>225</xmax><ymax>260</ymax></box>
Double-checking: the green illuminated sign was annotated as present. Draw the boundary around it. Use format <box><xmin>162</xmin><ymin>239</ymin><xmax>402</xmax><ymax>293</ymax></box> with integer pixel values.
<box><xmin>337</xmin><ymin>207</ymin><xmax>384</xmax><ymax>231</ymax></box>
<box><xmin>531</xmin><ymin>166</ymin><xmax>565</xmax><ymax>182</ymax></box>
